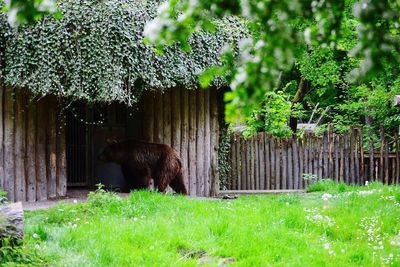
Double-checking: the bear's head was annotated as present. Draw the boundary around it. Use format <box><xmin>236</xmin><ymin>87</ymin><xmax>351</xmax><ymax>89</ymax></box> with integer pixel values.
<box><xmin>98</xmin><ymin>139</ymin><xmax>124</xmax><ymax>163</ymax></box>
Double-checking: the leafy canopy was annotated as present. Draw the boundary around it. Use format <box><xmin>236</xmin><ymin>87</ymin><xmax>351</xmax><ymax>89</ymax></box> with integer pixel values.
<box><xmin>145</xmin><ymin>0</ymin><xmax>400</xmax><ymax>123</ymax></box>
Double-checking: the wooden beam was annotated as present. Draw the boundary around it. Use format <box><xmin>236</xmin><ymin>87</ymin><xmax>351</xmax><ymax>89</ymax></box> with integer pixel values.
<box><xmin>196</xmin><ymin>90</ymin><xmax>205</xmax><ymax>195</ymax></box>
<box><xmin>56</xmin><ymin>107</ymin><xmax>67</xmax><ymax>198</ymax></box>
<box><xmin>4</xmin><ymin>87</ymin><xmax>15</xmax><ymax>201</ymax></box>
<box><xmin>171</xmin><ymin>88</ymin><xmax>181</xmax><ymax>156</ymax></box>
<box><xmin>188</xmin><ymin>90</ymin><xmax>197</xmax><ymax>196</ymax></box>
<box><xmin>14</xmin><ymin>91</ymin><xmax>26</xmax><ymax>201</ymax></box>
<box><xmin>210</xmin><ymin>88</ymin><xmax>219</xmax><ymax>196</ymax></box>
<box><xmin>25</xmin><ymin>99</ymin><xmax>36</xmax><ymax>202</ymax></box>
<box><xmin>36</xmin><ymin>98</ymin><xmax>47</xmax><ymax>201</ymax></box>
<box><xmin>203</xmin><ymin>89</ymin><xmax>211</xmax><ymax>196</ymax></box>
<box><xmin>153</xmin><ymin>92</ymin><xmax>163</xmax><ymax>144</ymax></box>
<box><xmin>180</xmin><ymin>89</ymin><xmax>189</xmax><ymax>192</ymax></box>
<box><xmin>47</xmin><ymin>98</ymin><xmax>57</xmax><ymax>198</ymax></box>
<box><xmin>142</xmin><ymin>92</ymin><xmax>154</xmax><ymax>142</ymax></box>
<box><xmin>163</xmin><ymin>90</ymin><xmax>172</xmax><ymax>145</ymax></box>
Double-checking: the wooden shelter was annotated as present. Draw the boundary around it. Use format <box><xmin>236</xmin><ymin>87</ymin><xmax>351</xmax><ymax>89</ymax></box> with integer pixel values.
<box><xmin>0</xmin><ymin>86</ymin><xmax>223</xmax><ymax>202</ymax></box>
<box><xmin>0</xmin><ymin>0</ymin><xmax>246</xmax><ymax>202</ymax></box>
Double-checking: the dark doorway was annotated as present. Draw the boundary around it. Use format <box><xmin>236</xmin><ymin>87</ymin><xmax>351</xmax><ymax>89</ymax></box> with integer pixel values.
<box><xmin>66</xmin><ymin>101</ymin><xmax>143</xmax><ymax>189</ymax></box>
<box><xmin>66</xmin><ymin>102</ymin><xmax>89</xmax><ymax>187</ymax></box>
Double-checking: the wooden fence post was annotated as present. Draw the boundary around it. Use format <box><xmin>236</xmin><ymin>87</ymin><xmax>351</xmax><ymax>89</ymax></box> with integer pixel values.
<box><xmin>265</xmin><ymin>134</ymin><xmax>271</xmax><ymax>190</ymax></box>
<box><xmin>354</xmin><ymin>128</ymin><xmax>360</xmax><ymax>184</ymax></box>
<box><xmin>384</xmin><ymin>132</ymin><xmax>389</xmax><ymax>184</ymax></box>
<box><xmin>275</xmin><ymin>139</ymin><xmax>281</xmax><ymax>190</ymax></box>
<box><xmin>349</xmin><ymin>127</ymin><xmax>355</xmax><ymax>184</ymax></box>
<box><xmin>334</xmin><ymin>134</ymin><xmax>339</xmax><ymax>182</ymax></box>
<box><xmin>270</xmin><ymin>137</ymin><xmax>276</xmax><ymax>189</ymax></box>
<box><xmin>303</xmin><ymin>135</ymin><xmax>309</xmax><ymax>186</ymax></box>
<box><xmin>380</xmin><ymin>125</ymin><xmax>384</xmax><ymax>182</ymax></box>
<box><xmin>282</xmin><ymin>139</ymin><xmax>288</xmax><ymax>189</ymax></box>
<box><xmin>241</xmin><ymin>138</ymin><xmax>247</xmax><ymax>190</ymax></box>
<box><xmin>344</xmin><ymin>133</ymin><xmax>350</xmax><ymax>183</ymax></box>
<box><xmin>293</xmin><ymin>136</ymin><xmax>299</xmax><ymax>189</ymax></box>
<box><xmin>323</xmin><ymin>132</ymin><xmax>329</xmax><ymax>179</ymax></box>
<box><xmin>299</xmin><ymin>137</ymin><xmax>304</xmax><ymax>189</ymax></box>
<box><xmin>259</xmin><ymin>133</ymin><xmax>265</xmax><ymax>189</ymax></box>
<box><xmin>368</xmin><ymin>130</ymin><xmax>375</xmax><ymax>181</ymax></box>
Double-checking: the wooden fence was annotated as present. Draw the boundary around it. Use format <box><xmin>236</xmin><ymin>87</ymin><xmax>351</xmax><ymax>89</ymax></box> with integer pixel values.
<box><xmin>228</xmin><ymin>127</ymin><xmax>400</xmax><ymax>190</ymax></box>
<box><xmin>0</xmin><ymin>87</ymin><xmax>67</xmax><ymax>202</ymax></box>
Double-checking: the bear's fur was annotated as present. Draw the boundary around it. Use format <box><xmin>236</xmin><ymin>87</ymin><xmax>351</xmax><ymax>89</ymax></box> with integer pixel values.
<box><xmin>99</xmin><ymin>139</ymin><xmax>188</xmax><ymax>195</ymax></box>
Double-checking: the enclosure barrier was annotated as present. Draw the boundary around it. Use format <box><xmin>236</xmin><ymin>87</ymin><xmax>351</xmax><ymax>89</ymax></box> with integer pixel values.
<box><xmin>0</xmin><ymin>87</ymin><xmax>67</xmax><ymax>202</ymax></box>
<box><xmin>228</xmin><ymin>127</ymin><xmax>400</xmax><ymax>190</ymax></box>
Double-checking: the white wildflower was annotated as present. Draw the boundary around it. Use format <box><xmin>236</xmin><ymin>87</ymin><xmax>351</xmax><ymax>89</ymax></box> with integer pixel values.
<box><xmin>32</xmin><ymin>233</ymin><xmax>39</xmax><ymax>239</ymax></box>
<box><xmin>150</xmin><ymin>246</ymin><xmax>155</xmax><ymax>250</ymax></box>
<box><xmin>321</xmin><ymin>193</ymin><xmax>333</xmax><ymax>201</ymax></box>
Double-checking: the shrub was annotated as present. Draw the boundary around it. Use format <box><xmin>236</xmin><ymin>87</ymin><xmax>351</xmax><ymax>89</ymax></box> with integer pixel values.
<box><xmin>0</xmin><ymin>189</ymin><xmax>7</xmax><ymax>204</ymax></box>
<box><xmin>0</xmin><ymin>238</ymin><xmax>46</xmax><ymax>266</ymax></box>
<box><xmin>87</xmin><ymin>183</ymin><xmax>122</xmax><ymax>210</ymax></box>
<box><xmin>306</xmin><ymin>179</ymin><xmax>338</xmax><ymax>193</ymax></box>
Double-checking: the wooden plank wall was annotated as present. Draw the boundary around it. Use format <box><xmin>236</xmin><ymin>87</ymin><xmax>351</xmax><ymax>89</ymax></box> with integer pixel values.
<box><xmin>0</xmin><ymin>87</ymin><xmax>67</xmax><ymax>202</ymax></box>
<box><xmin>229</xmin><ymin>128</ymin><xmax>400</xmax><ymax>190</ymax></box>
<box><xmin>141</xmin><ymin>88</ymin><xmax>219</xmax><ymax>197</ymax></box>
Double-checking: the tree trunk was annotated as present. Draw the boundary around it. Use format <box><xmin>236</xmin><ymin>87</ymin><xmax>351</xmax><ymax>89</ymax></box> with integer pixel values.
<box><xmin>289</xmin><ymin>78</ymin><xmax>310</xmax><ymax>133</ymax></box>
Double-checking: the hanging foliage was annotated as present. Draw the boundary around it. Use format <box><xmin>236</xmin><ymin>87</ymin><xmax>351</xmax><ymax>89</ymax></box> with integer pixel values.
<box><xmin>0</xmin><ymin>0</ymin><xmax>247</xmax><ymax>105</ymax></box>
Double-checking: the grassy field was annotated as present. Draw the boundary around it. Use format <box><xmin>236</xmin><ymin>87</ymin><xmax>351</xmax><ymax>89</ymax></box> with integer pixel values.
<box><xmin>4</xmin><ymin>181</ymin><xmax>400</xmax><ymax>266</ymax></box>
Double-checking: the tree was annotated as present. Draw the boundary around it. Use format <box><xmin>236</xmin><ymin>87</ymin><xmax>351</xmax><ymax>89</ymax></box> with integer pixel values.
<box><xmin>145</xmin><ymin>0</ymin><xmax>400</xmax><ymax>123</ymax></box>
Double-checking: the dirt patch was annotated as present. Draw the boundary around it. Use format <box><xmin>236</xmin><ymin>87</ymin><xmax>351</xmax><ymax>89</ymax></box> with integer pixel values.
<box><xmin>178</xmin><ymin>248</ymin><xmax>234</xmax><ymax>266</ymax></box>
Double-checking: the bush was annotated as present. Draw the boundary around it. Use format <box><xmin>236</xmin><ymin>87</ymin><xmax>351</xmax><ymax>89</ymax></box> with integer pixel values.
<box><xmin>0</xmin><ymin>239</ymin><xmax>46</xmax><ymax>266</ymax></box>
<box><xmin>305</xmin><ymin>179</ymin><xmax>340</xmax><ymax>193</ymax></box>
<box><xmin>0</xmin><ymin>189</ymin><xmax>7</xmax><ymax>204</ymax></box>
<box><xmin>87</xmin><ymin>183</ymin><xmax>122</xmax><ymax>210</ymax></box>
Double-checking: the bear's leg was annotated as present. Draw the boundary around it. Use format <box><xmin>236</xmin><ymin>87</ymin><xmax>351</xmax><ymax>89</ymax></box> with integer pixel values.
<box><xmin>121</xmin><ymin>164</ymin><xmax>152</xmax><ymax>190</ymax></box>
<box><xmin>153</xmin><ymin>174</ymin><xmax>169</xmax><ymax>193</ymax></box>
<box><xmin>153</xmin><ymin>156</ymin><xmax>187</xmax><ymax>195</ymax></box>
<box><xmin>169</xmin><ymin>168</ymin><xmax>188</xmax><ymax>195</ymax></box>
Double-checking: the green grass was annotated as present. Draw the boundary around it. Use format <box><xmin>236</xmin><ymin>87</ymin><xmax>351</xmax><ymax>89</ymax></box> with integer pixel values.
<box><xmin>9</xmin><ymin>182</ymin><xmax>400</xmax><ymax>266</ymax></box>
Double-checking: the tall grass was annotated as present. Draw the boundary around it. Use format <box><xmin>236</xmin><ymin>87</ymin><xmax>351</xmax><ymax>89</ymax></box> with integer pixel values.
<box><xmin>12</xmin><ymin>183</ymin><xmax>400</xmax><ymax>266</ymax></box>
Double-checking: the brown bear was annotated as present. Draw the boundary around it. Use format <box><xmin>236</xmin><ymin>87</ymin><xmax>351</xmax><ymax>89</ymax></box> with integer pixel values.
<box><xmin>99</xmin><ymin>139</ymin><xmax>188</xmax><ymax>195</ymax></box>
